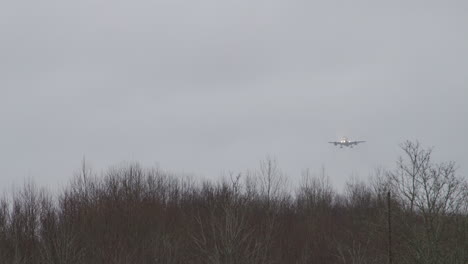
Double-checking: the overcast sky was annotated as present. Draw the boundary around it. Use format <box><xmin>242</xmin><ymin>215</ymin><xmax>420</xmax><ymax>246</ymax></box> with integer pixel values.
<box><xmin>1</xmin><ymin>0</ymin><xmax>467</xmax><ymax>191</ymax></box>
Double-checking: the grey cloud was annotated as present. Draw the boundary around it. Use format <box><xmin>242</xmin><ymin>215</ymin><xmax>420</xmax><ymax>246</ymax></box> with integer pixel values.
<box><xmin>1</xmin><ymin>0</ymin><xmax>467</xmax><ymax>190</ymax></box>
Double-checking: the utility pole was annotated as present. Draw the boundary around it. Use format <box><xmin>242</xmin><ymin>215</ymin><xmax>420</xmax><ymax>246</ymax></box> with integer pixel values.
<box><xmin>387</xmin><ymin>191</ymin><xmax>393</xmax><ymax>264</ymax></box>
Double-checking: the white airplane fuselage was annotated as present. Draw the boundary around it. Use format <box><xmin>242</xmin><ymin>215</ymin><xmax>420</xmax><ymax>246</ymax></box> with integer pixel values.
<box><xmin>337</xmin><ymin>140</ymin><xmax>352</xmax><ymax>147</ymax></box>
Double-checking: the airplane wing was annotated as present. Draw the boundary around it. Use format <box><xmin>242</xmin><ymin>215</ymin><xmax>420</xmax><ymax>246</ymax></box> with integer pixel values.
<box><xmin>328</xmin><ymin>141</ymin><xmax>340</xmax><ymax>145</ymax></box>
<box><xmin>350</xmin><ymin>141</ymin><xmax>366</xmax><ymax>145</ymax></box>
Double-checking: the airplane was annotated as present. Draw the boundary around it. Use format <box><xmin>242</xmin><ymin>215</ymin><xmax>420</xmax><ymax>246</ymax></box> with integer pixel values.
<box><xmin>329</xmin><ymin>137</ymin><xmax>365</xmax><ymax>148</ymax></box>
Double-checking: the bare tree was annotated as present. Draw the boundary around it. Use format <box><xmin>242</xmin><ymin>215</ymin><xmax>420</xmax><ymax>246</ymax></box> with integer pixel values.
<box><xmin>388</xmin><ymin>141</ymin><xmax>468</xmax><ymax>264</ymax></box>
<box><xmin>191</xmin><ymin>179</ymin><xmax>273</xmax><ymax>264</ymax></box>
<box><xmin>390</xmin><ymin>141</ymin><xmax>466</xmax><ymax>219</ymax></box>
<box><xmin>297</xmin><ymin>167</ymin><xmax>334</xmax><ymax>211</ymax></box>
<box><xmin>389</xmin><ymin>141</ymin><xmax>432</xmax><ymax>213</ymax></box>
<box><xmin>335</xmin><ymin>239</ymin><xmax>376</xmax><ymax>264</ymax></box>
<box><xmin>0</xmin><ymin>152</ymin><xmax>464</xmax><ymax>264</ymax></box>
<box><xmin>256</xmin><ymin>157</ymin><xmax>286</xmax><ymax>209</ymax></box>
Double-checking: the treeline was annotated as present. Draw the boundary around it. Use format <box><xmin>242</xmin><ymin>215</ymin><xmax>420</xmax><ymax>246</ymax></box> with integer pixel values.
<box><xmin>0</xmin><ymin>141</ymin><xmax>466</xmax><ymax>264</ymax></box>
